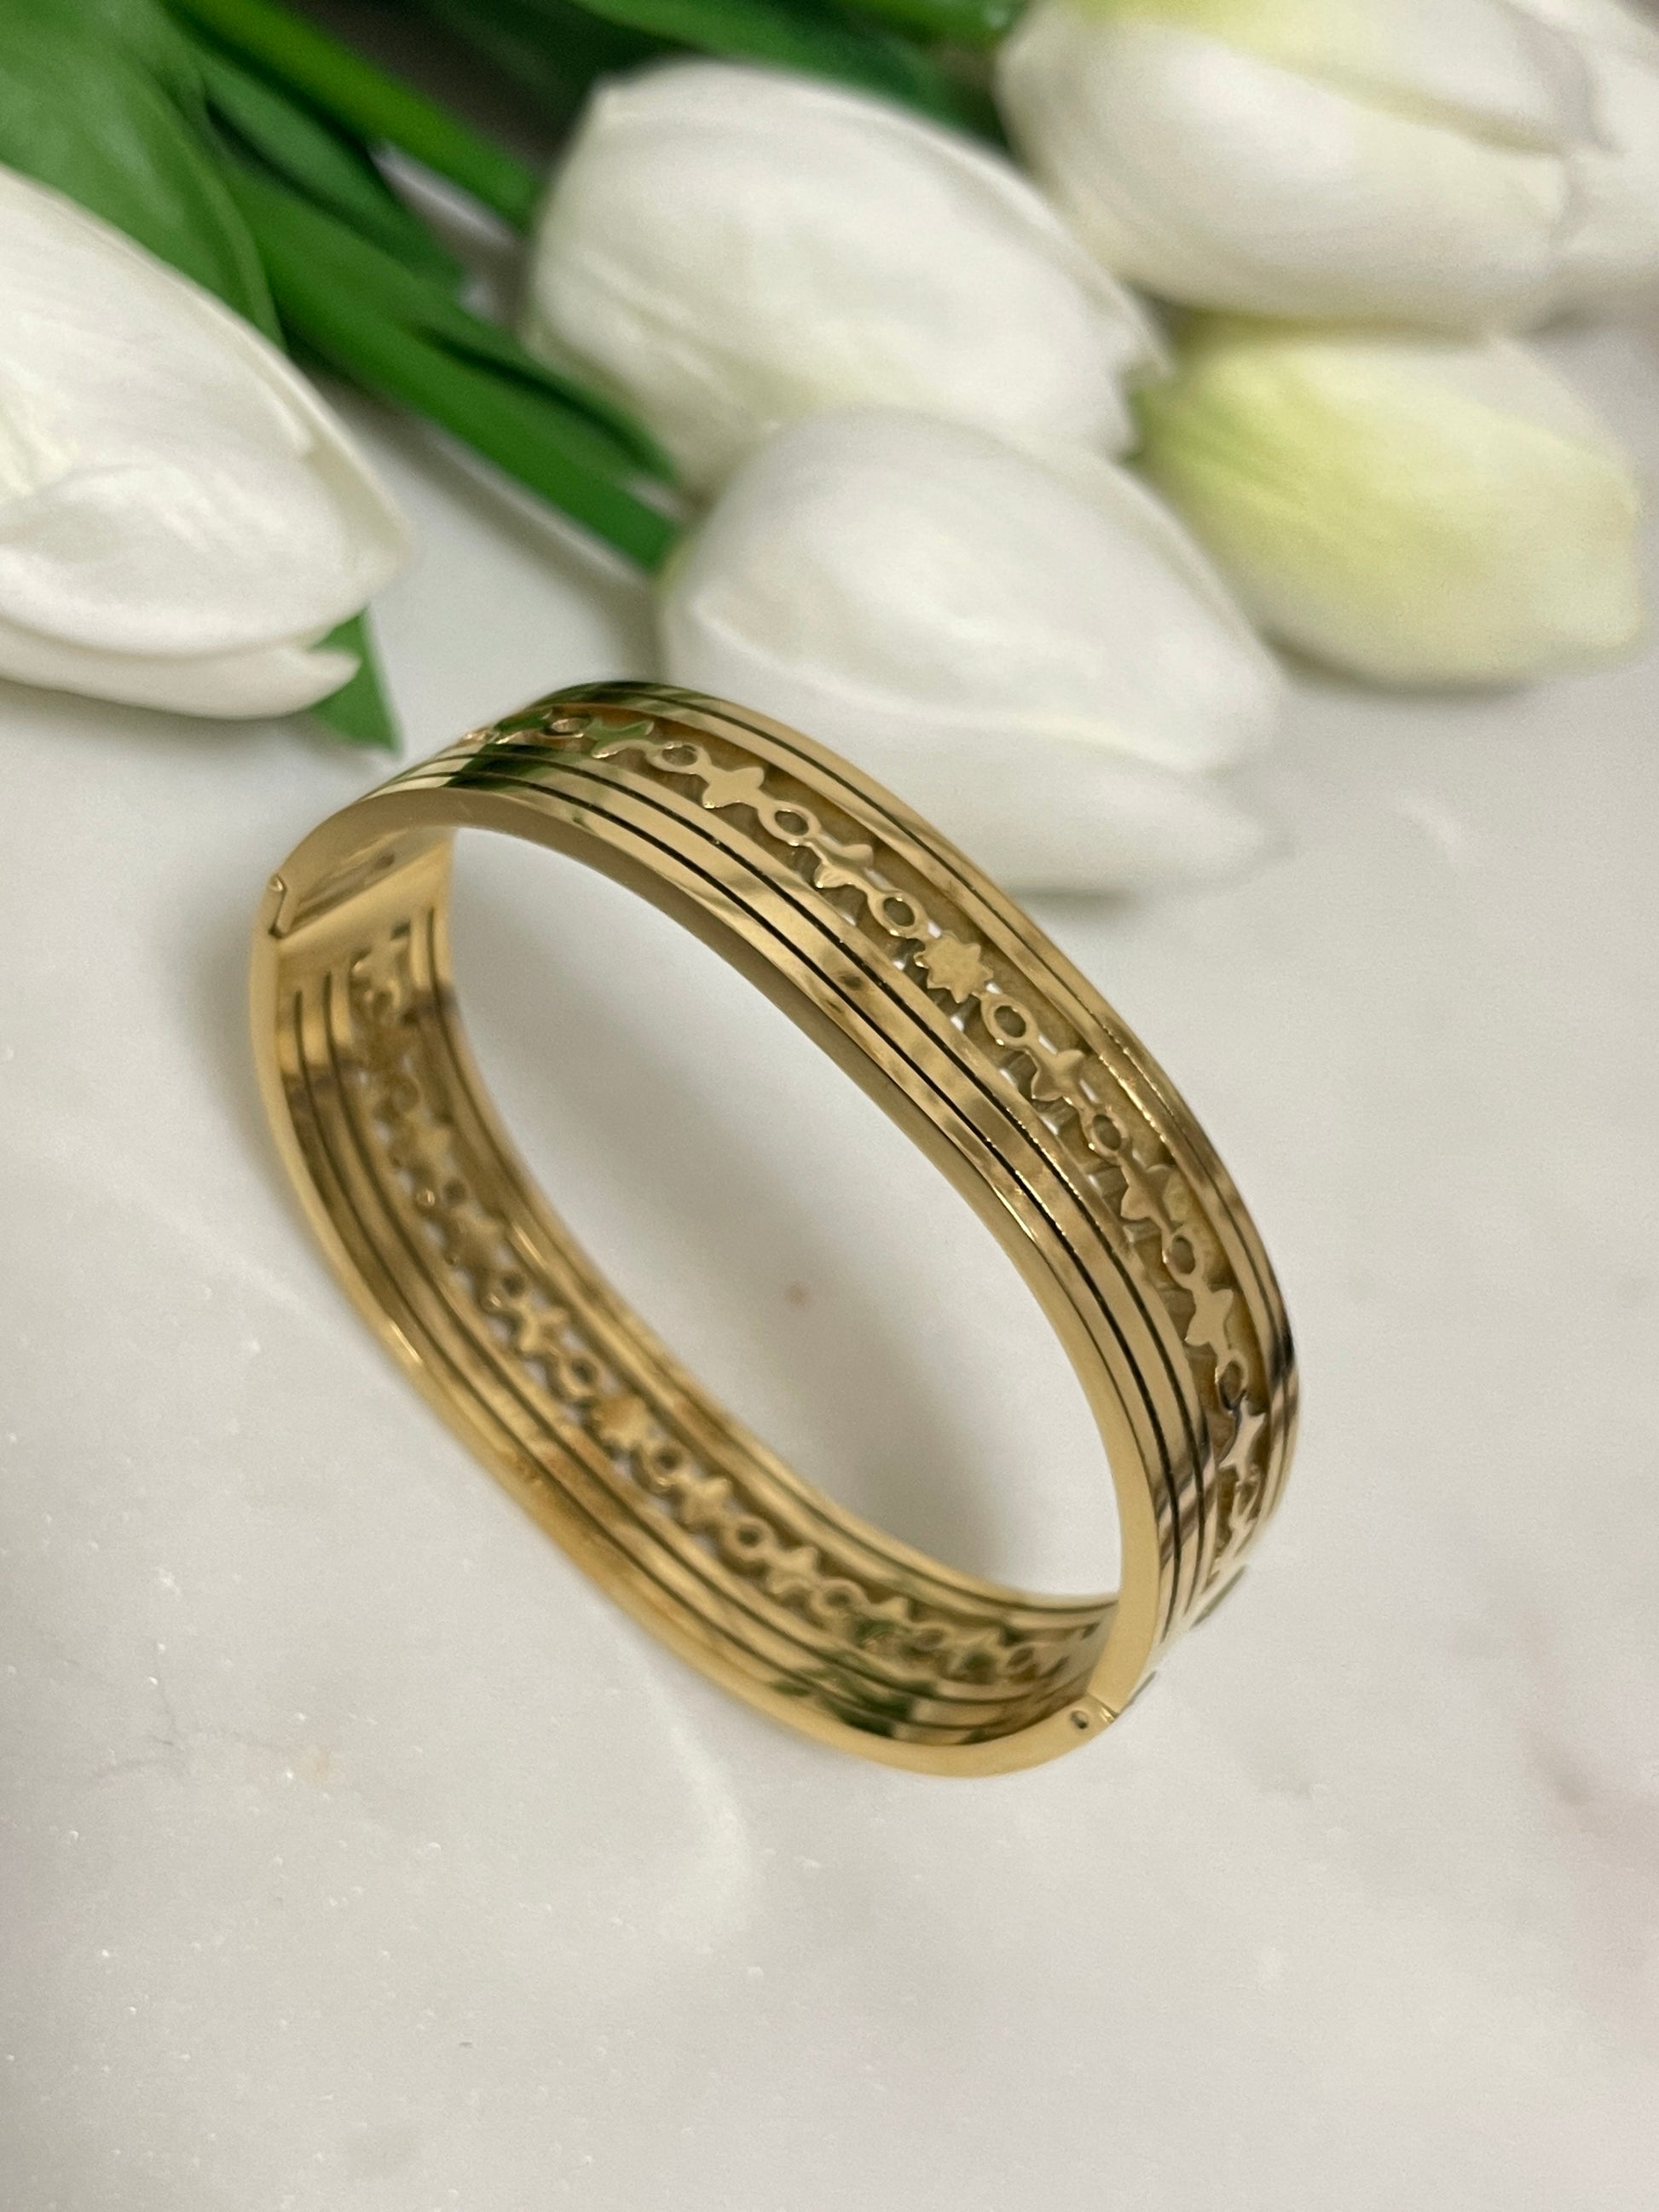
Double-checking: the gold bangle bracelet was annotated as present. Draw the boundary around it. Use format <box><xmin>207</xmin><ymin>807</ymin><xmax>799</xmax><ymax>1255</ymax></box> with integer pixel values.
<box><xmin>251</xmin><ymin>684</ymin><xmax>1297</xmax><ymax>1775</ymax></box>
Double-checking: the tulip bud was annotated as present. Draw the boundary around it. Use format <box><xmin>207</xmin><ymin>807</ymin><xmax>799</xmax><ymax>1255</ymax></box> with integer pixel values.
<box><xmin>527</xmin><ymin>61</ymin><xmax>1158</xmax><ymax>492</ymax></box>
<box><xmin>658</xmin><ymin>409</ymin><xmax>1282</xmax><ymax>892</ymax></box>
<box><xmin>1136</xmin><ymin>316</ymin><xmax>1645</xmax><ymax>685</ymax></box>
<box><xmin>1523</xmin><ymin>0</ymin><xmax>1659</xmax><ymax>301</ymax></box>
<box><xmin>0</xmin><ymin>166</ymin><xmax>408</xmax><ymax>719</ymax></box>
<box><xmin>997</xmin><ymin>0</ymin><xmax>1659</xmax><ymax>329</ymax></box>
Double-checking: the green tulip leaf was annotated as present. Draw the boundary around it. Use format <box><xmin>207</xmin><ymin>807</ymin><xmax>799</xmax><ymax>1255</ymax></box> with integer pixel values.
<box><xmin>192</xmin><ymin>40</ymin><xmax>463</xmax><ymax>282</ymax></box>
<box><xmin>0</xmin><ymin>20</ymin><xmax>277</xmax><ymax>332</ymax></box>
<box><xmin>834</xmin><ymin>0</ymin><xmax>1024</xmax><ymax>46</ymax></box>
<box><xmin>310</xmin><ymin>610</ymin><xmax>401</xmax><ymax>748</ymax></box>
<box><xmin>227</xmin><ymin>164</ymin><xmax>681</xmax><ymax>569</ymax></box>
<box><xmin>404</xmin><ymin>0</ymin><xmax>668</xmax><ymax>130</ymax></box>
<box><xmin>171</xmin><ymin>0</ymin><xmax>542</xmax><ymax>224</ymax></box>
<box><xmin>420</xmin><ymin>0</ymin><xmax>977</xmax><ymax>128</ymax></box>
<box><xmin>233</xmin><ymin>164</ymin><xmax>672</xmax><ymax>476</ymax></box>
<box><xmin>3</xmin><ymin>2</ymin><xmax>403</xmax><ymax>746</ymax></box>
<box><xmin>10</xmin><ymin>0</ymin><xmax>205</xmax><ymax>104</ymax></box>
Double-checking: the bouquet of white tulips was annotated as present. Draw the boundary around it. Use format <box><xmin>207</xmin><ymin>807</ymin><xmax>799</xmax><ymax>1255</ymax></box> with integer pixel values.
<box><xmin>2</xmin><ymin>0</ymin><xmax>1654</xmax><ymax>886</ymax></box>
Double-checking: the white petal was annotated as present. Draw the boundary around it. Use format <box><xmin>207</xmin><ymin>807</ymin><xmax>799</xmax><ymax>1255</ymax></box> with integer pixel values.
<box><xmin>669</xmin><ymin>642</ymin><xmax>1271</xmax><ymax>893</ymax></box>
<box><xmin>658</xmin><ymin>408</ymin><xmax>1281</xmax><ymax>892</ymax></box>
<box><xmin>997</xmin><ymin>10</ymin><xmax>1576</xmax><ymax>326</ymax></box>
<box><xmin>528</xmin><ymin>61</ymin><xmax>1158</xmax><ymax>488</ymax></box>
<box><xmin>1558</xmin><ymin>38</ymin><xmax>1659</xmax><ymax>300</ymax></box>
<box><xmin>1038</xmin><ymin>442</ymin><xmax>1280</xmax><ymax>657</ymax></box>
<box><xmin>0</xmin><ymin>166</ymin><xmax>409</xmax><ymax>662</ymax></box>
<box><xmin>1517</xmin><ymin>0</ymin><xmax>1659</xmax><ymax>64</ymax></box>
<box><xmin>0</xmin><ymin>608</ymin><xmax>359</xmax><ymax>716</ymax></box>
<box><xmin>1154</xmin><ymin>0</ymin><xmax>1585</xmax><ymax>144</ymax></box>
<box><xmin>0</xmin><ymin>447</ymin><xmax>396</xmax><ymax>658</ymax></box>
<box><xmin>660</xmin><ymin>409</ymin><xmax>1280</xmax><ymax>776</ymax></box>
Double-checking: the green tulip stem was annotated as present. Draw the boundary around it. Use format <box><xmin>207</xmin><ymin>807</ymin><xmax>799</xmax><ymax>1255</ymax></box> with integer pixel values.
<box><xmin>171</xmin><ymin>0</ymin><xmax>543</xmax><ymax>226</ymax></box>
<box><xmin>228</xmin><ymin>168</ymin><xmax>680</xmax><ymax>572</ymax></box>
<box><xmin>837</xmin><ymin>0</ymin><xmax>1025</xmax><ymax>48</ymax></box>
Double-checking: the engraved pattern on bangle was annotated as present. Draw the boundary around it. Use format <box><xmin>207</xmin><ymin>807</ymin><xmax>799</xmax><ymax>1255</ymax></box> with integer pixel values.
<box><xmin>345</xmin><ymin>935</ymin><xmax>1095</xmax><ymax>1703</ymax></box>
<box><xmin>256</xmin><ymin>682</ymin><xmax>1297</xmax><ymax>1770</ymax></box>
<box><xmin>474</xmin><ymin>705</ymin><xmax>1274</xmax><ymax>1585</ymax></box>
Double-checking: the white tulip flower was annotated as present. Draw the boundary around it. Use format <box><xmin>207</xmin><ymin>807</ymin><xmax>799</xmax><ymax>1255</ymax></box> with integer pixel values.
<box><xmin>526</xmin><ymin>61</ymin><xmax>1159</xmax><ymax>492</ymax></box>
<box><xmin>658</xmin><ymin>409</ymin><xmax>1283</xmax><ymax>893</ymax></box>
<box><xmin>0</xmin><ymin>166</ymin><xmax>409</xmax><ymax>719</ymax></box>
<box><xmin>997</xmin><ymin>0</ymin><xmax>1659</xmax><ymax>329</ymax></box>
<box><xmin>1136</xmin><ymin>317</ymin><xmax>1645</xmax><ymax>685</ymax></box>
<box><xmin>1523</xmin><ymin>0</ymin><xmax>1659</xmax><ymax>299</ymax></box>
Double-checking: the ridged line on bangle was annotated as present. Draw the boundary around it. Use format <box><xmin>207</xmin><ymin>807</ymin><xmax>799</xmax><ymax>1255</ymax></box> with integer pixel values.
<box><xmin>280</xmin><ymin>945</ymin><xmax>1107</xmax><ymax>1745</ymax></box>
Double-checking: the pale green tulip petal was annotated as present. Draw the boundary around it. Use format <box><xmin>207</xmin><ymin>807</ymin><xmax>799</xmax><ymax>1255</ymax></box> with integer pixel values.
<box><xmin>1136</xmin><ymin>320</ymin><xmax>1645</xmax><ymax>685</ymax></box>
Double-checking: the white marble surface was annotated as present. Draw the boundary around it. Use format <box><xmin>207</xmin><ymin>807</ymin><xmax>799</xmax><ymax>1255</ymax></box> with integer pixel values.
<box><xmin>3</xmin><ymin>319</ymin><xmax>1659</xmax><ymax>2211</ymax></box>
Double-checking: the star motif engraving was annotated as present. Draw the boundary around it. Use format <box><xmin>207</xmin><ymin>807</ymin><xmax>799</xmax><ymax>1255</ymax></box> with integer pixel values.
<box><xmin>333</xmin><ymin>710</ymin><xmax>1277</xmax><ymax>1700</ymax></box>
<box><xmin>591</xmin><ymin>1391</ymin><xmax>656</xmax><ymax>1454</ymax></box>
<box><xmin>916</xmin><ymin>932</ymin><xmax>991</xmax><ymax>1003</ymax></box>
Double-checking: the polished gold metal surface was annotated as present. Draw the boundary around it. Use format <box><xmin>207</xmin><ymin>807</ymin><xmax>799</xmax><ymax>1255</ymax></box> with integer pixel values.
<box><xmin>251</xmin><ymin>684</ymin><xmax>1297</xmax><ymax>1773</ymax></box>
